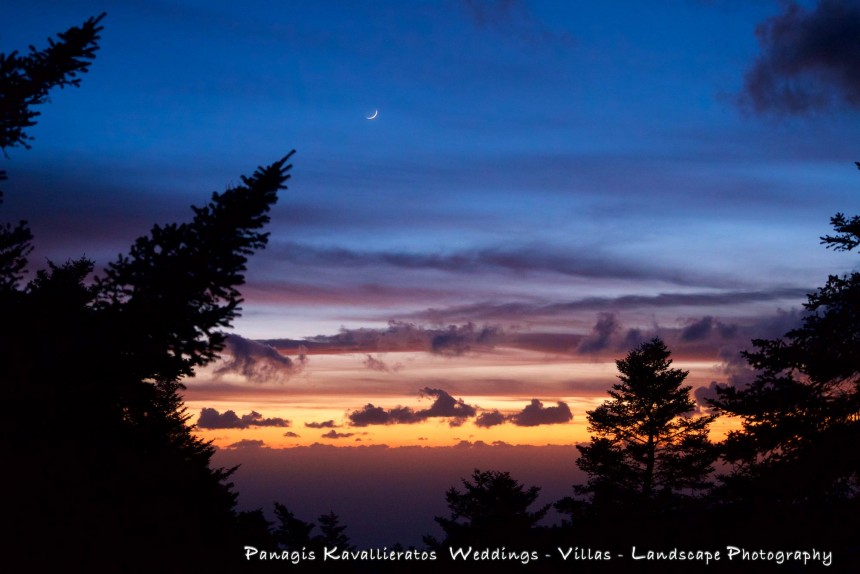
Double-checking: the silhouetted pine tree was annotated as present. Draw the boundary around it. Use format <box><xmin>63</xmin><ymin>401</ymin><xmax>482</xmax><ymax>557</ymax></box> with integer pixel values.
<box><xmin>426</xmin><ymin>469</ymin><xmax>549</xmax><ymax>549</ymax></box>
<box><xmin>273</xmin><ymin>502</ymin><xmax>316</xmax><ymax>550</ymax></box>
<box><xmin>0</xmin><ymin>15</ymin><xmax>296</xmax><ymax>572</ymax></box>
<box><xmin>708</xmin><ymin>164</ymin><xmax>860</xmax><ymax>549</ymax></box>
<box><xmin>557</xmin><ymin>338</ymin><xmax>715</xmax><ymax>550</ymax></box>
<box><xmin>315</xmin><ymin>511</ymin><xmax>353</xmax><ymax>551</ymax></box>
<box><xmin>575</xmin><ymin>339</ymin><xmax>715</xmax><ymax>505</ymax></box>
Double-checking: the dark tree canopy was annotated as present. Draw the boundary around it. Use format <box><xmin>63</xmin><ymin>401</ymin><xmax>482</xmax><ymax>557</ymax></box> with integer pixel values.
<box><xmin>3</xmin><ymin>156</ymin><xmax>294</xmax><ymax>571</ymax></box>
<box><xmin>0</xmin><ymin>14</ymin><xmax>297</xmax><ymax>571</ymax></box>
<box><xmin>427</xmin><ymin>469</ymin><xmax>549</xmax><ymax>548</ymax></box>
<box><xmin>710</xmin><ymin>167</ymin><xmax>860</xmax><ymax>504</ymax></box>
<box><xmin>315</xmin><ymin>511</ymin><xmax>354</xmax><ymax>551</ymax></box>
<box><xmin>274</xmin><ymin>502</ymin><xmax>316</xmax><ymax>550</ymax></box>
<box><xmin>573</xmin><ymin>338</ymin><xmax>715</xmax><ymax>509</ymax></box>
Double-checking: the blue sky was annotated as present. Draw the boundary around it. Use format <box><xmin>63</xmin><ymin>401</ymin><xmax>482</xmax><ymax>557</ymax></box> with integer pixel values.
<box><xmin>3</xmin><ymin>0</ymin><xmax>858</xmax><ymax>340</ymax></box>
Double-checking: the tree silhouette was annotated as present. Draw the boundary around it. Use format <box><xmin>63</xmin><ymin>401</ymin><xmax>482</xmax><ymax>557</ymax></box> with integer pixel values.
<box><xmin>572</xmin><ymin>338</ymin><xmax>715</xmax><ymax>511</ymax></box>
<box><xmin>274</xmin><ymin>502</ymin><xmax>316</xmax><ymax>550</ymax></box>
<box><xmin>0</xmin><ymin>13</ymin><xmax>104</xmax><ymax>154</ymax></box>
<box><xmin>1</xmin><ymin>15</ymin><xmax>104</xmax><ymax>289</ymax></box>
<box><xmin>710</xmin><ymin>166</ymin><xmax>860</xmax><ymax>505</ymax></box>
<box><xmin>314</xmin><ymin>511</ymin><xmax>353</xmax><ymax>550</ymax></box>
<box><xmin>701</xmin><ymin>164</ymin><xmax>860</xmax><ymax>556</ymax></box>
<box><xmin>0</xmin><ymin>15</ymin><xmax>296</xmax><ymax>571</ymax></box>
<box><xmin>426</xmin><ymin>469</ymin><xmax>549</xmax><ymax>548</ymax></box>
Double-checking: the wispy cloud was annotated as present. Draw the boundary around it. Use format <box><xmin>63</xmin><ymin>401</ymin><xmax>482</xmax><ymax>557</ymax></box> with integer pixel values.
<box><xmin>461</xmin><ymin>0</ymin><xmax>576</xmax><ymax>48</ymax></box>
<box><xmin>265</xmin><ymin>321</ymin><xmax>504</xmax><ymax>357</ymax></box>
<box><xmin>406</xmin><ymin>287</ymin><xmax>809</xmax><ymax>324</ymax></box>
<box><xmin>269</xmin><ymin>241</ymin><xmax>737</xmax><ymax>288</ymax></box>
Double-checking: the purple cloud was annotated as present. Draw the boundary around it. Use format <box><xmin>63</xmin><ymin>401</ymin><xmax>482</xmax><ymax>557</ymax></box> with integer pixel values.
<box><xmin>474</xmin><ymin>410</ymin><xmax>507</xmax><ymax>428</ymax></box>
<box><xmin>197</xmin><ymin>408</ymin><xmax>290</xmax><ymax>429</ymax></box>
<box><xmin>508</xmin><ymin>399</ymin><xmax>573</xmax><ymax>427</ymax></box>
<box><xmin>348</xmin><ymin>388</ymin><xmax>478</xmax><ymax>427</ymax></box>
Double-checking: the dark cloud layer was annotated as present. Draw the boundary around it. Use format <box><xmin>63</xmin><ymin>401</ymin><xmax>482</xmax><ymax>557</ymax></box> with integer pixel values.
<box><xmin>197</xmin><ymin>408</ymin><xmax>291</xmax><ymax>429</ymax></box>
<box><xmin>273</xmin><ymin>242</ymin><xmax>732</xmax><ymax>289</ymax></box>
<box><xmin>272</xmin><ymin>321</ymin><xmax>503</xmax><ymax>357</ymax></box>
<box><xmin>348</xmin><ymin>388</ymin><xmax>478</xmax><ymax>427</ymax></box>
<box><xmin>740</xmin><ymin>0</ymin><xmax>860</xmax><ymax>114</ymax></box>
<box><xmin>507</xmin><ymin>399</ymin><xmax>573</xmax><ymax>427</ymax></box>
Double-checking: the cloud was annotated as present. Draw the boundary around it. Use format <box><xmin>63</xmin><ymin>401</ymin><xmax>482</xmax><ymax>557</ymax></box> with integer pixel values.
<box><xmin>305</xmin><ymin>420</ymin><xmax>339</xmax><ymax>429</ymax></box>
<box><xmin>362</xmin><ymin>354</ymin><xmax>401</xmax><ymax>372</ymax></box>
<box><xmin>348</xmin><ymin>404</ymin><xmax>397</xmax><ymax>426</ymax></box>
<box><xmin>680</xmin><ymin>316</ymin><xmax>738</xmax><ymax>342</ymax></box>
<box><xmin>739</xmin><ymin>0</ymin><xmax>860</xmax><ymax>114</ymax></box>
<box><xmin>224</xmin><ymin>439</ymin><xmax>267</xmax><ymax>449</ymax></box>
<box><xmin>453</xmin><ymin>439</ymin><xmax>491</xmax><ymax>448</ymax></box>
<box><xmin>408</xmin><ymin>287</ymin><xmax>809</xmax><ymax>324</ymax></box>
<box><xmin>294</xmin><ymin>321</ymin><xmax>503</xmax><ymax>357</ymax></box>
<box><xmin>272</xmin><ymin>242</ymin><xmax>730</xmax><ymax>288</ymax></box>
<box><xmin>577</xmin><ymin>312</ymin><xmax>621</xmax><ymax>353</ymax></box>
<box><xmin>474</xmin><ymin>410</ymin><xmax>507</xmax><ymax>428</ymax></box>
<box><xmin>431</xmin><ymin>324</ymin><xmax>501</xmax><ymax>357</ymax></box>
<box><xmin>693</xmin><ymin>309</ymin><xmax>803</xmax><ymax>407</ymax></box>
<box><xmin>347</xmin><ymin>388</ymin><xmax>478</xmax><ymax>427</ymax></box>
<box><xmin>461</xmin><ymin>0</ymin><xmax>576</xmax><ymax>49</ymax></box>
<box><xmin>419</xmin><ymin>387</ymin><xmax>478</xmax><ymax>419</ymax></box>
<box><xmin>283</xmin><ymin>431</ymin><xmax>300</xmax><ymax>438</ymax></box>
<box><xmin>321</xmin><ymin>430</ymin><xmax>355</xmax><ymax>439</ymax></box>
<box><xmin>508</xmin><ymin>399</ymin><xmax>573</xmax><ymax>427</ymax></box>
<box><xmin>213</xmin><ymin>334</ymin><xmax>305</xmax><ymax>383</ymax></box>
<box><xmin>197</xmin><ymin>408</ymin><xmax>291</xmax><ymax>429</ymax></box>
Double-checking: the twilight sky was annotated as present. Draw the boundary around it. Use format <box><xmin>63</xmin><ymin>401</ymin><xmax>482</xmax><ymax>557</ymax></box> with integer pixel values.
<box><xmin>4</xmin><ymin>0</ymin><xmax>860</xmax><ymax>544</ymax></box>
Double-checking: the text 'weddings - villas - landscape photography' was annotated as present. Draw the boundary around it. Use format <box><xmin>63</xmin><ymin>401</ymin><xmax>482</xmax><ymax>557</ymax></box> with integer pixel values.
<box><xmin>2</xmin><ymin>1</ymin><xmax>860</xmax><ymax>572</ymax></box>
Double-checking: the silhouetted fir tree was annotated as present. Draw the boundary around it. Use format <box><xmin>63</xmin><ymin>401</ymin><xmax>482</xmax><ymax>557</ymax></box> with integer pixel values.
<box><xmin>0</xmin><ymin>15</ymin><xmax>104</xmax><ymax>289</ymax></box>
<box><xmin>273</xmin><ymin>502</ymin><xmax>316</xmax><ymax>550</ymax></box>
<box><xmin>707</xmin><ymin>164</ymin><xmax>860</xmax><ymax>549</ymax></box>
<box><xmin>315</xmin><ymin>511</ymin><xmax>353</xmax><ymax>551</ymax></box>
<box><xmin>0</xmin><ymin>15</ymin><xmax>296</xmax><ymax>572</ymax></box>
<box><xmin>577</xmin><ymin>339</ymin><xmax>714</xmax><ymax>502</ymax></box>
<box><xmin>0</xmin><ymin>13</ymin><xmax>105</xmax><ymax>155</ymax></box>
<box><xmin>557</xmin><ymin>338</ymin><xmax>715</xmax><ymax>547</ymax></box>
<box><xmin>425</xmin><ymin>469</ymin><xmax>549</xmax><ymax>549</ymax></box>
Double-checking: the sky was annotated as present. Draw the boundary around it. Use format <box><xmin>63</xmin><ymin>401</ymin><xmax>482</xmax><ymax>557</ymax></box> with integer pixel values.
<box><xmin>4</xmin><ymin>0</ymin><xmax>860</xmax><ymax>547</ymax></box>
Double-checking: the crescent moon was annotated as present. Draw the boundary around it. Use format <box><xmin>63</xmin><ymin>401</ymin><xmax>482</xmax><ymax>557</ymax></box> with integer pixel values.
<box><xmin>366</xmin><ymin>109</ymin><xmax>378</xmax><ymax>120</ymax></box>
